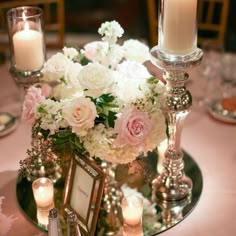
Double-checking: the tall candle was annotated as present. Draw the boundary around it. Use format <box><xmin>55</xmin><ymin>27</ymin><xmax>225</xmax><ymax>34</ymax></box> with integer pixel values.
<box><xmin>13</xmin><ymin>22</ymin><xmax>44</xmax><ymax>71</ymax></box>
<box><xmin>160</xmin><ymin>0</ymin><xmax>197</xmax><ymax>56</ymax></box>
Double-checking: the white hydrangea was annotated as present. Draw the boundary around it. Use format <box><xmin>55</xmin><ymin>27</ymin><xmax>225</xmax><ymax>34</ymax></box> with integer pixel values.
<box><xmin>81</xmin><ymin>124</ymin><xmax>139</xmax><ymax>164</ymax></box>
<box><xmin>98</xmin><ymin>20</ymin><xmax>124</xmax><ymax>44</ymax></box>
<box><xmin>35</xmin><ymin>99</ymin><xmax>68</xmax><ymax>134</ymax></box>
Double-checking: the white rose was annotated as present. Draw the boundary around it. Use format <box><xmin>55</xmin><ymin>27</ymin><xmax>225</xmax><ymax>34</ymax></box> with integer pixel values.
<box><xmin>51</xmin><ymin>84</ymin><xmax>83</xmax><ymax>100</ymax></box>
<box><xmin>41</xmin><ymin>53</ymin><xmax>72</xmax><ymax>83</ymax></box>
<box><xmin>122</xmin><ymin>39</ymin><xmax>150</xmax><ymax>63</ymax></box>
<box><xmin>63</xmin><ymin>97</ymin><xmax>98</xmax><ymax>137</ymax></box>
<box><xmin>78</xmin><ymin>63</ymin><xmax>115</xmax><ymax>98</ymax></box>
<box><xmin>64</xmin><ymin>62</ymin><xmax>83</xmax><ymax>87</ymax></box>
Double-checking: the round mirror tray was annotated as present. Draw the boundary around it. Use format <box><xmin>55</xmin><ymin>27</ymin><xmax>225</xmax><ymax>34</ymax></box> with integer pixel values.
<box><xmin>16</xmin><ymin>151</ymin><xmax>203</xmax><ymax>236</ymax></box>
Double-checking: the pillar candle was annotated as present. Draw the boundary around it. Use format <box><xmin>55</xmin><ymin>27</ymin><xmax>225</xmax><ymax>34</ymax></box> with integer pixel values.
<box><xmin>13</xmin><ymin>22</ymin><xmax>44</xmax><ymax>71</ymax></box>
<box><xmin>160</xmin><ymin>0</ymin><xmax>197</xmax><ymax>56</ymax></box>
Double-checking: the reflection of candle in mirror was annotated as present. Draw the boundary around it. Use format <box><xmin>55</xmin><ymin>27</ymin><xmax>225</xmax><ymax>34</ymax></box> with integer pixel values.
<box><xmin>13</xmin><ymin>13</ymin><xmax>44</xmax><ymax>71</ymax></box>
<box><xmin>121</xmin><ymin>195</ymin><xmax>143</xmax><ymax>226</ymax></box>
<box><xmin>157</xmin><ymin>138</ymin><xmax>168</xmax><ymax>173</ymax></box>
<box><xmin>32</xmin><ymin>177</ymin><xmax>54</xmax><ymax>210</ymax></box>
<box><xmin>123</xmin><ymin>224</ymin><xmax>143</xmax><ymax>236</ymax></box>
<box><xmin>37</xmin><ymin>208</ymin><xmax>50</xmax><ymax>227</ymax></box>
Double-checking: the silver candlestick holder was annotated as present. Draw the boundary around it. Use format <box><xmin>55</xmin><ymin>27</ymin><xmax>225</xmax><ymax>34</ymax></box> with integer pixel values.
<box><xmin>150</xmin><ymin>48</ymin><xmax>203</xmax><ymax>202</ymax></box>
<box><xmin>150</xmin><ymin>0</ymin><xmax>202</xmax><ymax>202</ymax></box>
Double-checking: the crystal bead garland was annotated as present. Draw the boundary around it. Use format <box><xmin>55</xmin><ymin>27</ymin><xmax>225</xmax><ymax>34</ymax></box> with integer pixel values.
<box><xmin>96</xmin><ymin>161</ymin><xmax>123</xmax><ymax>235</ymax></box>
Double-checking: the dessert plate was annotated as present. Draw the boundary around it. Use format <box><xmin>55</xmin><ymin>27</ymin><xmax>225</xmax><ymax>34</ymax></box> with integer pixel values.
<box><xmin>208</xmin><ymin>100</ymin><xmax>236</xmax><ymax>124</ymax></box>
<box><xmin>0</xmin><ymin>112</ymin><xmax>18</xmax><ymax>137</ymax></box>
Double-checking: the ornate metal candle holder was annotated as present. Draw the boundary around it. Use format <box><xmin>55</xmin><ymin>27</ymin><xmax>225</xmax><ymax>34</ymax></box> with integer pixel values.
<box><xmin>9</xmin><ymin>67</ymin><xmax>43</xmax><ymax>90</ymax></box>
<box><xmin>150</xmin><ymin>47</ymin><xmax>203</xmax><ymax>202</ymax></box>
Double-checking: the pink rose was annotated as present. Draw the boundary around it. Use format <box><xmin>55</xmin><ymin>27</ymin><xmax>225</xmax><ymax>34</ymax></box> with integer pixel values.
<box><xmin>114</xmin><ymin>107</ymin><xmax>153</xmax><ymax>147</ymax></box>
<box><xmin>63</xmin><ymin>97</ymin><xmax>98</xmax><ymax>136</ymax></box>
<box><xmin>22</xmin><ymin>86</ymin><xmax>45</xmax><ymax>124</ymax></box>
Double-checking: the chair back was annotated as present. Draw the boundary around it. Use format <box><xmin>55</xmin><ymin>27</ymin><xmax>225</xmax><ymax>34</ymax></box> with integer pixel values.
<box><xmin>198</xmin><ymin>0</ymin><xmax>229</xmax><ymax>48</ymax></box>
<box><xmin>0</xmin><ymin>0</ymin><xmax>65</xmax><ymax>55</ymax></box>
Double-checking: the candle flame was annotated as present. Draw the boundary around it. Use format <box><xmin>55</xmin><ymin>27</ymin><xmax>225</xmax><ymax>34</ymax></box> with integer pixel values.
<box><xmin>22</xmin><ymin>10</ymin><xmax>29</xmax><ymax>30</ymax></box>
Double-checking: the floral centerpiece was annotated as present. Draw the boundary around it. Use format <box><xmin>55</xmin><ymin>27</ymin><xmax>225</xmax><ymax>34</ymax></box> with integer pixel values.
<box><xmin>21</xmin><ymin>20</ymin><xmax>167</xmax><ymax>169</ymax></box>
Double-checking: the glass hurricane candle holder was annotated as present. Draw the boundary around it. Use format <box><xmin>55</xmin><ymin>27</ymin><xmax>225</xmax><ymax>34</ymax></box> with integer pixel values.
<box><xmin>7</xmin><ymin>6</ymin><xmax>46</xmax><ymax>89</ymax></box>
<box><xmin>32</xmin><ymin>177</ymin><xmax>54</xmax><ymax>227</ymax></box>
<box><xmin>158</xmin><ymin>0</ymin><xmax>198</xmax><ymax>58</ymax></box>
<box><xmin>150</xmin><ymin>0</ymin><xmax>203</xmax><ymax>202</ymax></box>
<box><xmin>121</xmin><ymin>195</ymin><xmax>143</xmax><ymax>227</ymax></box>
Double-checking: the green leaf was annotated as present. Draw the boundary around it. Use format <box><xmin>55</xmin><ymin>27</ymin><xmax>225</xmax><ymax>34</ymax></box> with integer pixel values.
<box><xmin>108</xmin><ymin>111</ymin><xmax>117</xmax><ymax>128</ymax></box>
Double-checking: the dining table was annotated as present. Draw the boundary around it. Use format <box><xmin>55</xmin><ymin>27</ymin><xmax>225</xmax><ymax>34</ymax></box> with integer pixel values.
<box><xmin>0</xmin><ymin>50</ymin><xmax>236</xmax><ymax>236</ymax></box>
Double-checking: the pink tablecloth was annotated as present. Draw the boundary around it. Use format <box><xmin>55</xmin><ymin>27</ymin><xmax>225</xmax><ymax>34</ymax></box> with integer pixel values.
<box><xmin>0</xmin><ymin>60</ymin><xmax>236</xmax><ymax>236</ymax></box>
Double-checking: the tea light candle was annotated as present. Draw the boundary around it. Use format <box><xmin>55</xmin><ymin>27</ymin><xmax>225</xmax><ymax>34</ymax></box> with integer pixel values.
<box><xmin>160</xmin><ymin>0</ymin><xmax>197</xmax><ymax>55</ymax></box>
<box><xmin>32</xmin><ymin>177</ymin><xmax>54</xmax><ymax>211</ymax></box>
<box><xmin>13</xmin><ymin>21</ymin><xmax>44</xmax><ymax>71</ymax></box>
<box><xmin>121</xmin><ymin>195</ymin><xmax>143</xmax><ymax>226</ymax></box>
<box><xmin>37</xmin><ymin>208</ymin><xmax>50</xmax><ymax>226</ymax></box>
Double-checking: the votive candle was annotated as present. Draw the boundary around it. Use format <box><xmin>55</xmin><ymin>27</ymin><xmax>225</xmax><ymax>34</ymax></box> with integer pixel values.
<box><xmin>32</xmin><ymin>177</ymin><xmax>54</xmax><ymax>211</ymax></box>
<box><xmin>121</xmin><ymin>195</ymin><xmax>143</xmax><ymax>226</ymax></box>
<box><xmin>159</xmin><ymin>0</ymin><xmax>198</xmax><ymax>56</ymax></box>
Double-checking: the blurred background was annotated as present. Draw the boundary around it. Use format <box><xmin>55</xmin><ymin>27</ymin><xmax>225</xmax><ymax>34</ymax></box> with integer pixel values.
<box><xmin>0</xmin><ymin>0</ymin><xmax>236</xmax><ymax>58</ymax></box>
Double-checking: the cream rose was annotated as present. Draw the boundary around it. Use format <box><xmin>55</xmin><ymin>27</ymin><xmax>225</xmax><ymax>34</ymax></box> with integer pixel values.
<box><xmin>78</xmin><ymin>63</ymin><xmax>115</xmax><ymax>98</ymax></box>
<box><xmin>63</xmin><ymin>97</ymin><xmax>97</xmax><ymax>136</ymax></box>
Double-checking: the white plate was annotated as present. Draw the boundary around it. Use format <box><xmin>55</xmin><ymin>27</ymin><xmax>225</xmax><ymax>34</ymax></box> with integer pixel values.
<box><xmin>0</xmin><ymin>112</ymin><xmax>19</xmax><ymax>137</ymax></box>
<box><xmin>208</xmin><ymin>100</ymin><xmax>236</xmax><ymax>124</ymax></box>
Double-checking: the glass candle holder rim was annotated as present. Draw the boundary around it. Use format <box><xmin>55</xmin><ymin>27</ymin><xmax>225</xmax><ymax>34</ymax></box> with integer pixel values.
<box><xmin>32</xmin><ymin>177</ymin><xmax>54</xmax><ymax>188</ymax></box>
<box><xmin>122</xmin><ymin>195</ymin><xmax>143</xmax><ymax>207</ymax></box>
<box><xmin>7</xmin><ymin>6</ymin><xmax>43</xmax><ymax>20</ymax></box>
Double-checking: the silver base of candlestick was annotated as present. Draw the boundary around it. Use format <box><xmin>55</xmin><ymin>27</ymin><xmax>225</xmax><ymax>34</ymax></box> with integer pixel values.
<box><xmin>150</xmin><ymin>46</ymin><xmax>203</xmax><ymax>202</ymax></box>
<box><xmin>10</xmin><ymin>66</ymin><xmax>43</xmax><ymax>90</ymax></box>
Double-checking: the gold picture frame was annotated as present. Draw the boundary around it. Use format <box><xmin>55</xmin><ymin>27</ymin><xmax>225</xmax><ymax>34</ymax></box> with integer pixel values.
<box><xmin>62</xmin><ymin>154</ymin><xmax>105</xmax><ymax>236</ymax></box>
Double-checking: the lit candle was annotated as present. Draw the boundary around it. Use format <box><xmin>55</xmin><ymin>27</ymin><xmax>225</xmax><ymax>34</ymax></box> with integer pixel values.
<box><xmin>37</xmin><ymin>208</ymin><xmax>50</xmax><ymax>226</ymax></box>
<box><xmin>160</xmin><ymin>0</ymin><xmax>197</xmax><ymax>55</ymax></box>
<box><xmin>32</xmin><ymin>177</ymin><xmax>54</xmax><ymax>211</ymax></box>
<box><xmin>13</xmin><ymin>14</ymin><xmax>44</xmax><ymax>71</ymax></box>
<box><xmin>121</xmin><ymin>195</ymin><xmax>143</xmax><ymax>226</ymax></box>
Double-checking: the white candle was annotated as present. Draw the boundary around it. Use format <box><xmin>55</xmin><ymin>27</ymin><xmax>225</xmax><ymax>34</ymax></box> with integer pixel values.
<box><xmin>122</xmin><ymin>195</ymin><xmax>143</xmax><ymax>226</ymax></box>
<box><xmin>32</xmin><ymin>177</ymin><xmax>54</xmax><ymax>210</ymax></box>
<box><xmin>37</xmin><ymin>208</ymin><xmax>50</xmax><ymax>226</ymax></box>
<box><xmin>160</xmin><ymin>0</ymin><xmax>197</xmax><ymax>55</ymax></box>
<box><xmin>13</xmin><ymin>21</ymin><xmax>44</xmax><ymax>71</ymax></box>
